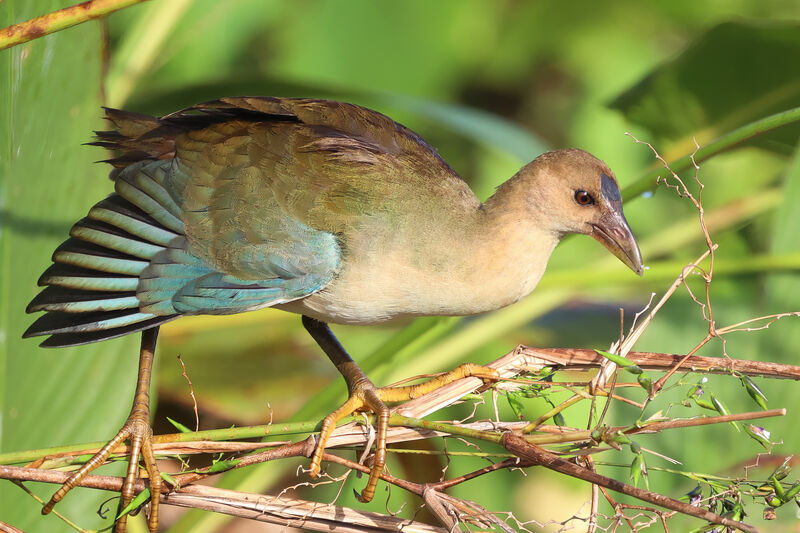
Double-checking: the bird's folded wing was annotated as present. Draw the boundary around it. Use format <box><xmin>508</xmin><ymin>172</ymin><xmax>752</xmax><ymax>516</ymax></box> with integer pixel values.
<box><xmin>166</xmin><ymin>97</ymin><xmax>480</xmax><ymax>236</ymax></box>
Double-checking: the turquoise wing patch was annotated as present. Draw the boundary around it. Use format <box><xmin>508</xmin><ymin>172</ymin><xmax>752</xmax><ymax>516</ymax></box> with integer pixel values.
<box><xmin>138</xmin><ymin>235</ymin><xmax>339</xmax><ymax>316</ymax></box>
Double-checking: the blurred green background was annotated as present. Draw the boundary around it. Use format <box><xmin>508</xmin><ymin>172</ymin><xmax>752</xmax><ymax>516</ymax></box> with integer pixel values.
<box><xmin>2</xmin><ymin>1</ymin><xmax>799</xmax><ymax>532</ymax></box>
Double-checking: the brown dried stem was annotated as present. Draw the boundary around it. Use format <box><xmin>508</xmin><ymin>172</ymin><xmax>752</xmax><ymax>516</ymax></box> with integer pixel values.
<box><xmin>0</xmin><ymin>0</ymin><xmax>150</xmax><ymax>51</ymax></box>
<box><xmin>501</xmin><ymin>433</ymin><xmax>758</xmax><ymax>533</ymax></box>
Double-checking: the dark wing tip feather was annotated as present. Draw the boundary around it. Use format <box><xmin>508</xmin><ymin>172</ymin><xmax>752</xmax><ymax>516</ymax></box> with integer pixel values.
<box><xmin>26</xmin><ymin>286</ymin><xmax>138</xmax><ymax>313</ymax></box>
<box><xmin>38</xmin><ymin>262</ymin><xmax>138</xmax><ymax>286</ymax></box>
<box><xmin>24</xmin><ymin>309</ymin><xmax>135</xmax><ymax>337</ymax></box>
<box><xmin>37</xmin><ymin>317</ymin><xmax>177</xmax><ymax>347</ymax></box>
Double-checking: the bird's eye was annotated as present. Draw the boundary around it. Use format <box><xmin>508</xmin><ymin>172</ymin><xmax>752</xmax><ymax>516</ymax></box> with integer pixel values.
<box><xmin>574</xmin><ymin>190</ymin><xmax>594</xmax><ymax>206</ymax></box>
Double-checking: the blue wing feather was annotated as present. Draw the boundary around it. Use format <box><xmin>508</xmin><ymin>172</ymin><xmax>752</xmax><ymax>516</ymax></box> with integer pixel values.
<box><xmin>27</xmin><ymin>116</ymin><xmax>342</xmax><ymax>346</ymax></box>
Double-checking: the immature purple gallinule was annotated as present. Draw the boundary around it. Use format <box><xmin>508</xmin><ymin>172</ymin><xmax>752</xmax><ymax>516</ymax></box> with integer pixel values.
<box><xmin>25</xmin><ymin>97</ymin><xmax>643</xmax><ymax>532</ymax></box>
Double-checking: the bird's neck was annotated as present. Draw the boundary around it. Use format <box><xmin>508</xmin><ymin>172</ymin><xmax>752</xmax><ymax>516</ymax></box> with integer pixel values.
<box><xmin>450</xmin><ymin>185</ymin><xmax>559</xmax><ymax>313</ymax></box>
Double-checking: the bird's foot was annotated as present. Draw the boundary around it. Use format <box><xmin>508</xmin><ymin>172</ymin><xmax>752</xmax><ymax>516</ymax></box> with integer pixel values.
<box><xmin>309</xmin><ymin>362</ymin><xmax>499</xmax><ymax>502</ymax></box>
<box><xmin>42</xmin><ymin>410</ymin><xmax>161</xmax><ymax>533</ymax></box>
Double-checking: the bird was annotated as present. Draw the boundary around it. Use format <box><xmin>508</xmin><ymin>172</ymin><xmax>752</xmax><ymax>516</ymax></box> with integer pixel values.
<box><xmin>24</xmin><ymin>96</ymin><xmax>643</xmax><ymax>533</ymax></box>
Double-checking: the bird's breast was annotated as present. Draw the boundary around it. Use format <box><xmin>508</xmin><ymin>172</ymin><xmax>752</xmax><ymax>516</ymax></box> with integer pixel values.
<box><xmin>276</xmin><ymin>217</ymin><xmax>558</xmax><ymax>325</ymax></box>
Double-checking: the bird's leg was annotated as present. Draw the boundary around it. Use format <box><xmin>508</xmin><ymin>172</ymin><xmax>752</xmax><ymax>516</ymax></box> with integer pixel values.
<box><xmin>302</xmin><ymin>316</ymin><xmax>498</xmax><ymax>502</ymax></box>
<box><xmin>42</xmin><ymin>327</ymin><xmax>162</xmax><ymax>533</ymax></box>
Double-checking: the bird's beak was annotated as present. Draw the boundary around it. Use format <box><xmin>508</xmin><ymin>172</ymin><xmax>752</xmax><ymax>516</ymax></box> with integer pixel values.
<box><xmin>590</xmin><ymin>210</ymin><xmax>644</xmax><ymax>276</ymax></box>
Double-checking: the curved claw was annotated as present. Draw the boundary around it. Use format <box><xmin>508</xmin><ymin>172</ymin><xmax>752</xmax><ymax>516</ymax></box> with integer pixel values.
<box><xmin>115</xmin><ymin>418</ymin><xmax>160</xmax><ymax>533</ymax></box>
<box><xmin>42</xmin><ymin>430</ymin><xmax>130</xmax><ymax>515</ymax></box>
<box><xmin>42</xmin><ymin>414</ymin><xmax>161</xmax><ymax>533</ymax></box>
<box><xmin>308</xmin><ymin>393</ymin><xmax>365</xmax><ymax>478</ymax></box>
<box><xmin>307</xmin><ymin>377</ymin><xmax>389</xmax><ymax>503</ymax></box>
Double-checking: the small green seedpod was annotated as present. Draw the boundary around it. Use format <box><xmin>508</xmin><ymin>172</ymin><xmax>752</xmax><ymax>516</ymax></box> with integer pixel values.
<box><xmin>744</xmin><ymin>424</ymin><xmax>771</xmax><ymax>449</ymax></box>
<box><xmin>595</xmin><ymin>349</ymin><xmax>641</xmax><ymax>373</ymax></box>
<box><xmin>506</xmin><ymin>392</ymin><xmax>525</xmax><ymax>420</ymax></box>
<box><xmin>768</xmin><ymin>457</ymin><xmax>793</xmax><ymax>481</ymax></box>
<box><xmin>206</xmin><ymin>458</ymin><xmax>242</xmax><ymax>473</ymax></box>
<box><xmin>117</xmin><ymin>488</ymin><xmax>151</xmax><ymax>519</ymax></box>
<box><xmin>739</xmin><ymin>374</ymin><xmax>768</xmax><ymax>410</ymax></box>
<box><xmin>613</xmin><ymin>432</ymin><xmax>632</xmax><ymax>446</ymax></box>
<box><xmin>765</xmin><ymin>494</ymin><xmax>782</xmax><ymax>508</ymax></box>
<box><xmin>710</xmin><ymin>394</ymin><xmax>730</xmax><ymax>416</ymax></box>
<box><xmin>784</xmin><ymin>482</ymin><xmax>800</xmax><ymax>501</ymax></box>
<box><xmin>771</xmin><ymin>476</ymin><xmax>786</xmax><ymax>500</ymax></box>
<box><xmin>630</xmin><ymin>453</ymin><xmax>645</xmax><ymax>487</ymax></box>
<box><xmin>695</xmin><ymin>398</ymin><xmax>716</xmax><ymax>411</ymax></box>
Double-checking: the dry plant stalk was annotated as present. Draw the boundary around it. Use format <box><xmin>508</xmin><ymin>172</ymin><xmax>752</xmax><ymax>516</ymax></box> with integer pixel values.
<box><xmin>0</xmin><ymin>0</ymin><xmax>149</xmax><ymax>52</ymax></box>
<box><xmin>2</xmin><ymin>342</ymin><xmax>794</xmax><ymax>532</ymax></box>
<box><xmin>3</xmin><ymin>140</ymin><xmax>799</xmax><ymax>532</ymax></box>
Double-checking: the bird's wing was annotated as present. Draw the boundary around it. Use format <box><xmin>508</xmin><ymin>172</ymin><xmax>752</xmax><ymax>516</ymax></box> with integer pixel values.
<box><xmin>162</xmin><ymin>97</ymin><xmax>480</xmax><ymax>236</ymax></box>
<box><xmin>25</xmin><ymin>155</ymin><xmax>337</xmax><ymax>347</ymax></box>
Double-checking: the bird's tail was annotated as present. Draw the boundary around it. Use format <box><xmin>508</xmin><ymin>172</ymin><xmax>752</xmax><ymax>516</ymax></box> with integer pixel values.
<box><xmin>89</xmin><ymin>108</ymin><xmax>179</xmax><ymax>174</ymax></box>
<box><xmin>24</xmin><ymin>161</ymin><xmax>184</xmax><ymax>347</ymax></box>
<box><xmin>25</xmin><ymin>104</ymin><xmax>277</xmax><ymax>346</ymax></box>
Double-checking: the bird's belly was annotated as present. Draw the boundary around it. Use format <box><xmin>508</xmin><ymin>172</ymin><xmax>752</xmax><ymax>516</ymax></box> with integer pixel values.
<box><xmin>276</xmin><ymin>287</ymin><xmax>475</xmax><ymax>326</ymax></box>
<box><xmin>274</xmin><ymin>248</ymin><xmax>547</xmax><ymax>325</ymax></box>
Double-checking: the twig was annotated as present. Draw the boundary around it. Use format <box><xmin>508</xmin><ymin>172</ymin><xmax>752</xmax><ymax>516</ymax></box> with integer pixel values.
<box><xmin>177</xmin><ymin>354</ymin><xmax>200</xmax><ymax>432</ymax></box>
<box><xmin>0</xmin><ymin>520</ymin><xmax>25</xmax><ymax>533</ymax></box>
<box><xmin>622</xmin><ymin>105</ymin><xmax>800</xmax><ymax>200</ymax></box>
<box><xmin>501</xmin><ymin>433</ymin><xmax>758</xmax><ymax>533</ymax></box>
<box><xmin>167</xmin><ymin>484</ymin><xmax>447</xmax><ymax>533</ymax></box>
<box><xmin>598</xmin><ymin>486</ymin><xmax>639</xmax><ymax>531</ymax></box>
<box><xmin>0</xmin><ymin>0</ymin><xmax>150</xmax><ymax>51</ymax></box>
<box><xmin>521</xmin><ymin>347</ymin><xmax>800</xmax><ymax>380</ymax></box>
<box><xmin>584</xmin><ymin>456</ymin><xmax>599</xmax><ymax>533</ymax></box>
<box><xmin>2</xmin><ymin>345</ymin><xmax>794</xmax><ymax>531</ymax></box>
<box><xmin>0</xmin><ymin>465</ymin><xmax>444</xmax><ymax>533</ymax></box>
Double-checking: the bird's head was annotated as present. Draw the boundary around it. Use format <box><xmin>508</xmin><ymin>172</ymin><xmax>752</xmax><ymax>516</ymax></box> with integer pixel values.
<box><xmin>513</xmin><ymin>149</ymin><xmax>644</xmax><ymax>275</ymax></box>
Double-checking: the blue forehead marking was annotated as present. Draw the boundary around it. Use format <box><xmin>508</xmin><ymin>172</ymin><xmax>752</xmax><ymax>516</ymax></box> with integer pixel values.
<box><xmin>601</xmin><ymin>173</ymin><xmax>622</xmax><ymax>209</ymax></box>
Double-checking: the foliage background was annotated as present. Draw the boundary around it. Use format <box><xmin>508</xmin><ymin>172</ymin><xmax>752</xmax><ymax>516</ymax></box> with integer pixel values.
<box><xmin>1</xmin><ymin>1</ymin><xmax>799</xmax><ymax>532</ymax></box>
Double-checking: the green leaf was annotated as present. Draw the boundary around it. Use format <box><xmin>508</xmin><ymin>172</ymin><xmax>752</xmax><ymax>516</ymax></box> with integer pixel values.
<box><xmin>763</xmin><ymin>139</ymin><xmax>800</xmax><ymax>362</ymax></box>
<box><xmin>116</xmin><ymin>488</ymin><xmax>150</xmax><ymax>520</ymax></box>
<box><xmin>373</xmin><ymin>93</ymin><xmax>547</xmax><ymax>161</ymax></box>
<box><xmin>206</xmin><ymin>458</ymin><xmax>242</xmax><ymax>474</ymax></box>
<box><xmin>611</xmin><ymin>21</ymin><xmax>800</xmax><ymax>152</ymax></box>
<box><xmin>167</xmin><ymin>417</ymin><xmax>193</xmax><ymax>434</ymax></box>
<box><xmin>0</xmin><ymin>2</ymin><xmax>141</xmax><ymax>532</ymax></box>
<box><xmin>506</xmin><ymin>392</ymin><xmax>526</xmax><ymax>421</ymax></box>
